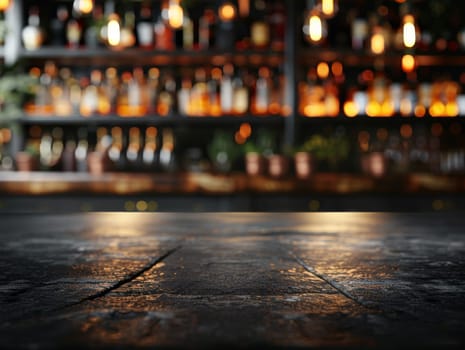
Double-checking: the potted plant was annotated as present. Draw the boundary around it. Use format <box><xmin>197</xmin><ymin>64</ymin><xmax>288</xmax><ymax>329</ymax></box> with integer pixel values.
<box><xmin>207</xmin><ymin>130</ymin><xmax>239</xmax><ymax>173</ymax></box>
<box><xmin>299</xmin><ymin>133</ymin><xmax>350</xmax><ymax>174</ymax></box>
<box><xmin>243</xmin><ymin>141</ymin><xmax>266</xmax><ymax>176</ymax></box>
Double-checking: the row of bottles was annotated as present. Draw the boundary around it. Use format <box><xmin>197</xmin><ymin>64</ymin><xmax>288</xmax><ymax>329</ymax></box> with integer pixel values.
<box><xmin>302</xmin><ymin>0</ymin><xmax>465</xmax><ymax>53</ymax></box>
<box><xmin>15</xmin><ymin>121</ymin><xmax>465</xmax><ymax>177</ymax></box>
<box><xmin>358</xmin><ymin>122</ymin><xmax>465</xmax><ymax>176</ymax></box>
<box><xmin>21</xmin><ymin>125</ymin><xmax>177</xmax><ymax>173</ymax></box>
<box><xmin>299</xmin><ymin>63</ymin><xmax>465</xmax><ymax>118</ymax></box>
<box><xmin>20</xmin><ymin>0</ymin><xmax>285</xmax><ymax>51</ymax></box>
<box><xmin>25</xmin><ymin>61</ymin><xmax>287</xmax><ymax>117</ymax></box>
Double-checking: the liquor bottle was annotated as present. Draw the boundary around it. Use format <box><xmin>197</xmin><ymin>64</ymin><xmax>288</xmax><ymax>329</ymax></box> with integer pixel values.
<box><xmin>126</xmin><ymin>127</ymin><xmax>142</xmax><ymax>168</ymax></box>
<box><xmin>269</xmin><ymin>1</ymin><xmax>285</xmax><ymax>51</ymax></box>
<box><xmin>232</xmin><ymin>69</ymin><xmax>249</xmax><ymax>115</ymax></box>
<box><xmin>66</xmin><ymin>15</ymin><xmax>82</xmax><ymax>49</ymax></box>
<box><xmin>351</xmin><ymin>9</ymin><xmax>369</xmax><ymax>50</ymax></box>
<box><xmin>117</xmin><ymin>70</ymin><xmax>146</xmax><ymax>117</ymax></box>
<box><xmin>92</xmin><ymin>69</ymin><xmax>112</xmax><ymax>115</ymax></box>
<box><xmin>142</xmin><ymin>127</ymin><xmax>159</xmax><ymax>169</ymax></box>
<box><xmin>102</xmin><ymin>67</ymin><xmax>119</xmax><ymax>113</ymax></box>
<box><xmin>62</xmin><ymin>139</ymin><xmax>77</xmax><ymax>172</ymax></box>
<box><xmin>252</xmin><ymin>67</ymin><xmax>271</xmax><ymax>115</ymax></box>
<box><xmin>108</xmin><ymin>126</ymin><xmax>124</xmax><ymax>169</ymax></box>
<box><xmin>147</xmin><ymin>67</ymin><xmax>160</xmax><ymax>114</ymax></box>
<box><xmin>120</xmin><ymin>7</ymin><xmax>136</xmax><ymax>48</ymax></box>
<box><xmin>190</xmin><ymin>68</ymin><xmax>209</xmax><ymax>116</ymax></box>
<box><xmin>85</xmin><ymin>4</ymin><xmax>104</xmax><ymax>48</ymax></box>
<box><xmin>22</xmin><ymin>6</ymin><xmax>44</xmax><ymax>50</ymax></box>
<box><xmin>136</xmin><ymin>1</ymin><xmax>154</xmax><ymax>48</ymax></box>
<box><xmin>220</xmin><ymin>63</ymin><xmax>234</xmax><ymax>114</ymax></box>
<box><xmin>269</xmin><ymin>69</ymin><xmax>284</xmax><ymax>115</ymax></box>
<box><xmin>208</xmin><ymin>68</ymin><xmax>222</xmax><ymax>116</ymax></box>
<box><xmin>177</xmin><ymin>77</ymin><xmax>192</xmax><ymax>116</ymax></box>
<box><xmin>154</xmin><ymin>7</ymin><xmax>174</xmax><ymax>50</ymax></box>
<box><xmin>159</xmin><ymin>128</ymin><xmax>176</xmax><ymax>171</ymax></box>
<box><xmin>53</xmin><ymin>67</ymin><xmax>74</xmax><ymax>116</ymax></box>
<box><xmin>216</xmin><ymin>4</ymin><xmax>235</xmax><ymax>51</ymax></box>
<box><xmin>75</xmin><ymin>127</ymin><xmax>89</xmax><ymax>172</ymax></box>
<box><xmin>250</xmin><ymin>0</ymin><xmax>270</xmax><ymax>49</ymax></box>
<box><xmin>156</xmin><ymin>74</ymin><xmax>177</xmax><ymax>116</ymax></box>
<box><xmin>50</xmin><ymin>5</ymin><xmax>69</xmax><ymax>46</ymax></box>
<box><xmin>198</xmin><ymin>8</ymin><xmax>216</xmax><ymax>49</ymax></box>
<box><xmin>182</xmin><ymin>10</ymin><xmax>194</xmax><ymax>49</ymax></box>
<box><xmin>80</xmin><ymin>76</ymin><xmax>98</xmax><ymax>117</ymax></box>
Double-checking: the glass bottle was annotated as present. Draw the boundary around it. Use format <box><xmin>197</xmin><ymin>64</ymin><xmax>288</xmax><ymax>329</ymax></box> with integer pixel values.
<box><xmin>232</xmin><ymin>69</ymin><xmax>249</xmax><ymax>115</ymax></box>
<box><xmin>74</xmin><ymin>128</ymin><xmax>89</xmax><ymax>172</ymax></box>
<box><xmin>142</xmin><ymin>127</ymin><xmax>159</xmax><ymax>169</ymax></box>
<box><xmin>208</xmin><ymin>67</ymin><xmax>222</xmax><ymax>116</ymax></box>
<box><xmin>22</xmin><ymin>6</ymin><xmax>44</xmax><ymax>50</ymax></box>
<box><xmin>198</xmin><ymin>8</ymin><xmax>216</xmax><ymax>49</ymax></box>
<box><xmin>120</xmin><ymin>7</ymin><xmax>136</xmax><ymax>48</ymax></box>
<box><xmin>250</xmin><ymin>0</ymin><xmax>270</xmax><ymax>49</ymax></box>
<box><xmin>137</xmin><ymin>1</ymin><xmax>154</xmax><ymax>48</ymax></box>
<box><xmin>270</xmin><ymin>1</ymin><xmax>285</xmax><ymax>51</ymax></box>
<box><xmin>177</xmin><ymin>76</ymin><xmax>192</xmax><ymax>116</ymax></box>
<box><xmin>66</xmin><ymin>15</ymin><xmax>82</xmax><ymax>49</ymax></box>
<box><xmin>126</xmin><ymin>127</ymin><xmax>142</xmax><ymax>168</ymax></box>
<box><xmin>252</xmin><ymin>67</ymin><xmax>271</xmax><ymax>115</ymax></box>
<box><xmin>156</xmin><ymin>74</ymin><xmax>176</xmax><ymax>116</ymax></box>
<box><xmin>182</xmin><ymin>10</ymin><xmax>194</xmax><ymax>49</ymax></box>
<box><xmin>154</xmin><ymin>7</ymin><xmax>174</xmax><ymax>50</ymax></box>
<box><xmin>85</xmin><ymin>4</ymin><xmax>104</xmax><ymax>48</ymax></box>
<box><xmin>190</xmin><ymin>68</ymin><xmax>209</xmax><ymax>116</ymax></box>
<box><xmin>220</xmin><ymin>63</ymin><xmax>234</xmax><ymax>114</ymax></box>
<box><xmin>50</xmin><ymin>5</ymin><xmax>69</xmax><ymax>46</ymax></box>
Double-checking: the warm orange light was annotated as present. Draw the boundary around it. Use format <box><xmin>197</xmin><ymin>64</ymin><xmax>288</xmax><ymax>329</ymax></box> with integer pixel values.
<box><xmin>402</xmin><ymin>54</ymin><xmax>415</xmax><ymax>73</ymax></box>
<box><xmin>317</xmin><ymin>62</ymin><xmax>330</xmax><ymax>79</ymax></box>
<box><xmin>429</xmin><ymin>102</ymin><xmax>445</xmax><ymax>117</ymax></box>
<box><xmin>0</xmin><ymin>0</ymin><xmax>11</xmax><ymax>11</ymax></box>
<box><xmin>304</xmin><ymin>103</ymin><xmax>326</xmax><ymax>117</ymax></box>
<box><xmin>445</xmin><ymin>102</ymin><xmax>459</xmax><ymax>117</ymax></box>
<box><xmin>239</xmin><ymin>123</ymin><xmax>252</xmax><ymax>138</ymax></box>
<box><xmin>400</xmin><ymin>98</ymin><xmax>413</xmax><ymax>116</ymax></box>
<box><xmin>331</xmin><ymin>61</ymin><xmax>343</xmax><ymax>76</ymax></box>
<box><xmin>107</xmin><ymin>14</ymin><xmax>121</xmax><ymax>47</ymax></box>
<box><xmin>414</xmin><ymin>105</ymin><xmax>426</xmax><ymax>117</ymax></box>
<box><xmin>73</xmin><ymin>0</ymin><xmax>94</xmax><ymax>15</ymax></box>
<box><xmin>303</xmin><ymin>12</ymin><xmax>327</xmax><ymax>43</ymax></box>
<box><xmin>403</xmin><ymin>15</ymin><xmax>416</xmax><ymax>48</ymax></box>
<box><xmin>400</xmin><ymin>124</ymin><xmax>413</xmax><ymax>139</ymax></box>
<box><xmin>371</xmin><ymin>28</ymin><xmax>385</xmax><ymax>54</ymax></box>
<box><xmin>343</xmin><ymin>101</ymin><xmax>358</xmax><ymax>117</ymax></box>
<box><xmin>168</xmin><ymin>0</ymin><xmax>184</xmax><ymax>29</ymax></box>
<box><xmin>366</xmin><ymin>101</ymin><xmax>381</xmax><ymax>117</ymax></box>
<box><xmin>381</xmin><ymin>101</ymin><xmax>394</xmax><ymax>116</ymax></box>
<box><xmin>320</xmin><ymin>0</ymin><xmax>338</xmax><ymax>18</ymax></box>
<box><xmin>219</xmin><ymin>2</ymin><xmax>236</xmax><ymax>21</ymax></box>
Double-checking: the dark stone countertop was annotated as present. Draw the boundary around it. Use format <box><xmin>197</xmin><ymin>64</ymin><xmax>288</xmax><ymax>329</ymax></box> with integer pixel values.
<box><xmin>1</xmin><ymin>212</ymin><xmax>465</xmax><ymax>349</ymax></box>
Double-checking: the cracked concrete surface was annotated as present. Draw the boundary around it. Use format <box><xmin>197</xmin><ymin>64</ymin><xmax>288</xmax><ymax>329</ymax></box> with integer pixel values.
<box><xmin>0</xmin><ymin>212</ymin><xmax>464</xmax><ymax>349</ymax></box>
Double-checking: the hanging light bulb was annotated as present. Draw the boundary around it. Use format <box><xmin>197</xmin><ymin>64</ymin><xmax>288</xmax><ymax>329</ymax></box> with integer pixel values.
<box><xmin>303</xmin><ymin>10</ymin><xmax>327</xmax><ymax>44</ymax></box>
<box><xmin>73</xmin><ymin>0</ymin><xmax>94</xmax><ymax>15</ymax></box>
<box><xmin>219</xmin><ymin>1</ymin><xmax>237</xmax><ymax>22</ymax></box>
<box><xmin>167</xmin><ymin>0</ymin><xmax>184</xmax><ymax>29</ymax></box>
<box><xmin>403</xmin><ymin>14</ymin><xmax>417</xmax><ymax>48</ymax></box>
<box><xmin>318</xmin><ymin>0</ymin><xmax>338</xmax><ymax>18</ymax></box>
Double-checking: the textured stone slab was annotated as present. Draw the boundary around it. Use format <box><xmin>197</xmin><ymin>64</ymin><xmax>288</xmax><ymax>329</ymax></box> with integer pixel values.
<box><xmin>1</xmin><ymin>212</ymin><xmax>465</xmax><ymax>349</ymax></box>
